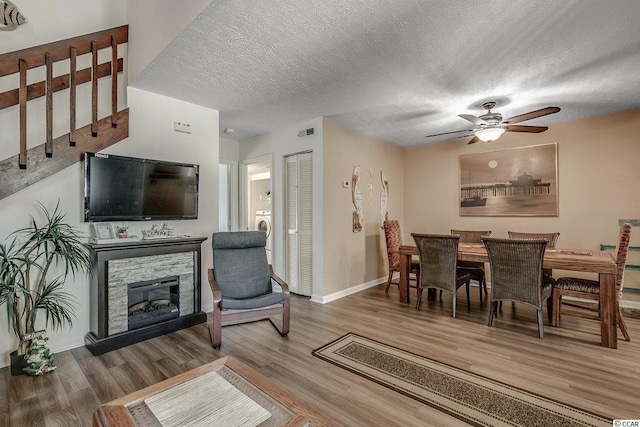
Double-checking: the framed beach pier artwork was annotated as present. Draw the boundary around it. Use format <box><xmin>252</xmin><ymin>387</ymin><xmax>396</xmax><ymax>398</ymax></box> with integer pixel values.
<box><xmin>459</xmin><ymin>143</ymin><xmax>558</xmax><ymax>216</ymax></box>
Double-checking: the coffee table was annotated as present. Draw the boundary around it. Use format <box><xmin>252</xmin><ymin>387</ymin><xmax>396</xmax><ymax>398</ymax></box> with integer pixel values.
<box><xmin>93</xmin><ymin>356</ymin><xmax>339</xmax><ymax>427</ymax></box>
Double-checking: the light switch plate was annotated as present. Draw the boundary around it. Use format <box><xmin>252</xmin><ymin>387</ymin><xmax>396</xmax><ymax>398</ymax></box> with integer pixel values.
<box><xmin>173</xmin><ymin>121</ymin><xmax>192</xmax><ymax>134</ymax></box>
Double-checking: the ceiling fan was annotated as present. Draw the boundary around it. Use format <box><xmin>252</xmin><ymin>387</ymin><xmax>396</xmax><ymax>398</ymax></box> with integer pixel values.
<box><xmin>426</xmin><ymin>101</ymin><xmax>561</xmax><ymax>144</ymax></box>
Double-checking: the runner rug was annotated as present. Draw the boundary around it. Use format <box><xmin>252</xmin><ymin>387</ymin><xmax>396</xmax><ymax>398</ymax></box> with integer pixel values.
<box><xmin>312</xmin><ymin>333</ymin><xmax>611</xmax><ymax>427</ymax></box>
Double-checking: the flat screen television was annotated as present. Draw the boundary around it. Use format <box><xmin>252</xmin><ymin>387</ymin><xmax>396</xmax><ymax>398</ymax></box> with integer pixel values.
<box><xmin>84</xmin><ymin>152</ymin><xmax>199</xmax><ymax>221</ymax></box>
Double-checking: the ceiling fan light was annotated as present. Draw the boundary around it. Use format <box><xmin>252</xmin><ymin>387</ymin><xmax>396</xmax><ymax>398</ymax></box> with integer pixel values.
<box><xmin>475</xmin><ymin>127</ymin><xmax>505</xmax><ymax>142</ymax></box>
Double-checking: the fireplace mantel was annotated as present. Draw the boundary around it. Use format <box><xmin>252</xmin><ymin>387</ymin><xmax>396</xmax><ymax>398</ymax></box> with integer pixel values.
<box><xmin>85</xmin><ymin>237</ymin><xmax>208</xmax><ymax>355</ymax></box>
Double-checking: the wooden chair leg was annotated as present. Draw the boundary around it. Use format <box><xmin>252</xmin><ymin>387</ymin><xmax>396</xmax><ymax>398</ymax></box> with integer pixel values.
<box><xmin>210</xmin><ymin>305</ymin><xmax>222</xmax><ymax>349</ymax></box>
<box><xmin>536</xmin><ymin>308</ymin><xmax>544</xmax><ymax>338</ymax></box>
<box><xmin>618</xmin><ymin>305</ymin><xmax>631</xmax><ymax>341</ymax></box>
<box><xmin>452</xmin><ymin>292</ymin><xmax>457</xmax><ymax>318</ymax></box>
<box><xmin>487</xmin><ymin>301</ymin><xmax>496</xmax><ymax>326</ymax></box>
<box><xmin>478</xmin><ymin>276</ymin><xmax>483</xmax><ymax>306</ymax></box>
<box><xmin>465</xmin><ymin>282</ymin><xmax>471</xmax><ymax>310</ymax></box>
<box><xmin>551</xmin><ymin>289</ymin><xmax>561</xmax><ymax>327</ymax></box>
<box><xmin>415</xmin><ymin>287</ymin><xmax>423</xmax><ymax>310</ymax></box>
<box><xmin>385</xmin><ymin>270</ymin><xmax>394</xmax><ymax>293</ymax></box>
<box><xmin>546</xmin><ymin>296</ymin><xmax>553</xmax><ymax>324</ymax></box>
<box><xmin>281</xmin><ymin>299</ymin><xmax>290</xmax><ymax>337</ymax></box>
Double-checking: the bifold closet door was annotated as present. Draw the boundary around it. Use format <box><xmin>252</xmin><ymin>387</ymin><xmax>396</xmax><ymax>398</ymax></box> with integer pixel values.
<box><xmin>285</xmin><ymin>151</ymin><xmax>312</xmax><ymax>296</ymax></box>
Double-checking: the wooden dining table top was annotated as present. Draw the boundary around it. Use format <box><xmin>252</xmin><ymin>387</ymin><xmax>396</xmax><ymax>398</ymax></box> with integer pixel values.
<box><xmin>399</xmin><ymin>242</ymin><xmax>617</xmax><ymax>274</ymax></box>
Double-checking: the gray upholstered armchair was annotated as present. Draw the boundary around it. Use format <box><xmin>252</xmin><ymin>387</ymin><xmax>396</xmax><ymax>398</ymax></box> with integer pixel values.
<box><xmin>208</xmin><ymin>231</ymin><xmax>290</xmax><ymax>349</ymax></box>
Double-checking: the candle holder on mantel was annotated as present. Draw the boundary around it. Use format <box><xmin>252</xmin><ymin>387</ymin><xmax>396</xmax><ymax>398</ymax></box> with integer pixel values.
<box><xmin>142</xmin><ymin>223</ymin><xmax>175</xmax><ymax>240</ymax></box>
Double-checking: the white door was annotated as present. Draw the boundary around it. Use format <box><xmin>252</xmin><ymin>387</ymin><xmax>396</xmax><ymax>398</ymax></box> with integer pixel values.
<box><xmin>285</xmin><ymin>151</ymin><xmax>313</xmax><ymax>296</ymax></box>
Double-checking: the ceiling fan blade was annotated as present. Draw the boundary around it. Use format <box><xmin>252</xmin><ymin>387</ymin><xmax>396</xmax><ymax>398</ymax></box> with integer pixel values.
<box><xmin>467</xmin><ymin>135</ymin><xmax>481</xmax><ymax>144</ymax></box>
<box><xmin>505</xmin><ymin>125</ymin><xmax>548</xmax><ymax>133</ymax></box>
<box><xmin>425</xmin><ymin>129</ymin><xmax>474</xmax><ymax>138</ymax></box>
<box><xmin>459</xmin><ymin>114</ymin><xmax>487</xmax><ymax>126</ymax></box>
<box><xmin>503</xmin><ymin>106</ymin><xmax>560</xmax><ymax>124</ymax></box>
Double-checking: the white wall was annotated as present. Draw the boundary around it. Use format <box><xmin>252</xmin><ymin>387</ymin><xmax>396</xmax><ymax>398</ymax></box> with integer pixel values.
<box><xmin>0</xmin><ymin>0</ymin><xmax>126</xmax><ymax>54</ymax></box>
<box><xmin>0</xmin><ymin>0</ymin><xmax>129</xmax><ymax>368</ymax></box>
<box><xmin>126</xmin><ymin>0</ymin><xmax>213</xmax><ymax>82</ymax></box>
<box><xmin>240</xmin><ymin>117</ymin><xmax>324</xmax><ymax>298</ymax></box>
<box><xmin>104</xmin><ymin>87</ymin><xmax>219</xmax><ymax>310</ymax></box>
<box><xmin>220</xmin><ymin>138</ymin><xmax>240</xmax><ymax>161</ymax></box>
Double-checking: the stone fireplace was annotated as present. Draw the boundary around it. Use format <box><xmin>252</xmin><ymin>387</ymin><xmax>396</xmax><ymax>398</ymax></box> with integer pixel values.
<box><xmin>85</xmin><ymin>237</ymin><xmax>207</xmax><ymax>355</ymax></box>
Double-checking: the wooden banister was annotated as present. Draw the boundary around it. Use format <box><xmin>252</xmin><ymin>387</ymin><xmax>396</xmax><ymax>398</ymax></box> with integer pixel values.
<box><xmin>0</xmin><ymin>26</ymin><xmax>128</xmax><ymax>77</ymax></box>
<box><xmin>0</xmin><ymin>25</ymin><xmax>129</xmax><ymax>199</ymax></box>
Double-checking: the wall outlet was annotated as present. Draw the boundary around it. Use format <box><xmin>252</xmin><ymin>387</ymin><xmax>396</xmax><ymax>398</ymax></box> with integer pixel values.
<box><xmin>173</xmin><ymin>121</ymin><xmax>192</xmax><ymax>134</ymax></box>
<box><xmin>342</xmin><ymin>180</ymin><xmax>350</xmax><ymax>188</ymax></box>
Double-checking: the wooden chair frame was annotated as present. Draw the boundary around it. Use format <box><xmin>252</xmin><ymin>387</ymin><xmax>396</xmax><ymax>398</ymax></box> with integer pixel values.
<box><xmin>208</xmin><ymin>265</ymin><xmax>290</xmax><ymax>349</ymax></box>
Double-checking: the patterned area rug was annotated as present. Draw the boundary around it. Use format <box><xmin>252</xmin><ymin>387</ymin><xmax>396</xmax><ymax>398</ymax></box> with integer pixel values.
<box><xmin>312</xmin><ymin>333</ymin><xmax>611</xmax><ymax>427</ymax></box>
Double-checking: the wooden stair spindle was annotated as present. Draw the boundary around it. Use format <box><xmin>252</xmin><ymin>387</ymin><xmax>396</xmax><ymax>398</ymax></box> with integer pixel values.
<box><xmin>19</xmin><ymin>58</ymin><xmax>27</xmax><ymax>169</ymax></box>
<box><xmin>111</xmin><ymin>35</ymin><xmax>118</xmax><ymax>128</ymax></box>
<box><xmin>45</xmin><ymin>53</ymin><xmax>53</xmax><ymax>157</ymax></box>
<box><xmin>0</xmin><ymin>25</ymin><xmax>129</xmax><ymax>200</ymax></box>
<box><xmin>0</xmin><ymin>59</ymin><xmax>124</xmax><ymax>111</ymax></box>
<box><xmin>91</xmin><ymin>40</ymin><xmax>98</xmax><ymax>137</ymax></box>
<box><xmin>69</xmin><ymin>46</ymin><xmax>77</xmax><ymax>146</ymax></box>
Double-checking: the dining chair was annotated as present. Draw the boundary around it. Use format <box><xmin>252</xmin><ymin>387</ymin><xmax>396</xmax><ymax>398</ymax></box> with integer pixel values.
<box><xmin>383</xmin><ymin>220</ymin><xmax>420</xmax><ymax>296</ymax></box>
<box><xmin>451</xmin><ymin>229</ymin><xmax>491</xmax><ymax>305</ymax></box>
<box><xmin>482</xmin><ymin>237</ymin><xmax>552</xmax><ymax>338</ymax></box>
<box><xmin>508</xmin><ymin>231</ymin><xmax>560</xmax><ymax>281</ymax></box>
<box><xmin>551</xmin><ymin>223</ymin><xmax>632</xmax><ymax>341</ymax></box>
<box><xmin>411</xmin><ymin>233</ymin><xmax>471</xmax><ymax>317</ymax></box>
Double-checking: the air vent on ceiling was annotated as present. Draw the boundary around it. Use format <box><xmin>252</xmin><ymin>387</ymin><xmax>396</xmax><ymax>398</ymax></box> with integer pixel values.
<box><xmin>298</xmin><ymin>127</ymin><xmax>315</xmax><ymax>138</ymax></box>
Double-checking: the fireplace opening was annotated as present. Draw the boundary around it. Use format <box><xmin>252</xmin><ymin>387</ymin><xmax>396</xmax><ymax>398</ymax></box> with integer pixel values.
<box><xmin>128</xmin><ymin>276</ymin><xmax>180</xmax><ymax>330</ymax></box>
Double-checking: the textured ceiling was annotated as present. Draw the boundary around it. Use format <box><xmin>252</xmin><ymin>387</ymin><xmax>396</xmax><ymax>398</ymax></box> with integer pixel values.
<box><xmin>131</xmin><ymin>0</ymin><xmax>640</xmax><ymax>147</ymax></box>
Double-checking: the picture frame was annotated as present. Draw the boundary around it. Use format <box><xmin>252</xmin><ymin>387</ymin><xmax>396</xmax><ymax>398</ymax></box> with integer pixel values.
<box><xmin>458</xmin><ymin>143</ymin><xmax>558</xmax><ymax>217</ymax></box>
<box><xmin>92</xmin><ymin>222</ymin><xmax>115</xmax><ymax>240</ymax></box>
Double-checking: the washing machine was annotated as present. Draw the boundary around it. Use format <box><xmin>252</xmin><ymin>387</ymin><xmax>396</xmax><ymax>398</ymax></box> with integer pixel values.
<box><xmin>255</xmin><ymin>210</ymin><xmax>272</xmax><ymax>251</ymax></box>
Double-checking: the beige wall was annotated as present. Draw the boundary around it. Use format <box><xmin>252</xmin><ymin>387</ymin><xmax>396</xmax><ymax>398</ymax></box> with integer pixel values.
<box><xmin>322</xmin><ymin>118</ymin><xmax>405</xmax><ymax>297</ymax></box>
<box><xmin>403</xmin><ymin>108</ymin><xmax>640</xmax><ymax>297</ymax></box>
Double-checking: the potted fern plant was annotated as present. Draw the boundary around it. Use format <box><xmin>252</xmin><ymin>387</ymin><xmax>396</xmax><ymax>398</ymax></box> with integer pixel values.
<box><xmin>0</xmin><ymin>202</ymin><xmax>91</xmax><ymax>375</ymax></box>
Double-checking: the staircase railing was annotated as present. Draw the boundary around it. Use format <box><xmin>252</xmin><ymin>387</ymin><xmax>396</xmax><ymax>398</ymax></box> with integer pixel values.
<box><xmin>0</xmin><ymin>25</ymin><xmax>129</xmax><ymax>200</ymax></box>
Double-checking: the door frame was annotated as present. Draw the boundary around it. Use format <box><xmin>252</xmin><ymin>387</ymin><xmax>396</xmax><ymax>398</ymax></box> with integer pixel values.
<box><xmin>219</xmin><ymin>159</ymin><xmax>238</xmax><ymax>231</ymax></box>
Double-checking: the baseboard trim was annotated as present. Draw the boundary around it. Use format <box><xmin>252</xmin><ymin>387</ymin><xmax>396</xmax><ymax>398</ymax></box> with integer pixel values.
<box><xmin>311</xmin><ymin>276</ymin><xmax>388</xmax><ymax>304</ymax></box>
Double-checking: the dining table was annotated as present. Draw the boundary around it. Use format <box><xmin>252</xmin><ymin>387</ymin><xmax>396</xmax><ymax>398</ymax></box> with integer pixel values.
<box><xmin>398</xmin><ymin>243</ymin><xmax>619</xmax><ymax>348</ymax></box>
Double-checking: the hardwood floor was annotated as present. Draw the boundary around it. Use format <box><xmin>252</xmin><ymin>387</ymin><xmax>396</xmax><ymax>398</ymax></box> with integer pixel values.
<box><xmin>3</xmin><ymin>284</ymin><xmax>640</xmax><ymax>426</ymax></box>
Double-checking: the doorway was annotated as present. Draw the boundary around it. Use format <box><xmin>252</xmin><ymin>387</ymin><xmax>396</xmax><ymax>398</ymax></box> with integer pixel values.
<box><xmin>241</xmin><ymin>155</ymin><xmax>273</xmax><ymax>263</ymax></box>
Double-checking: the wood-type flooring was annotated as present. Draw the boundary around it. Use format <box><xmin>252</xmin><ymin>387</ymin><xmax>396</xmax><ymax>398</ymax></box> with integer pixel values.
<box><xmin>2</xmin><ymin>284</ymin><xmax>640</xmax><ymax>426</ymax></box>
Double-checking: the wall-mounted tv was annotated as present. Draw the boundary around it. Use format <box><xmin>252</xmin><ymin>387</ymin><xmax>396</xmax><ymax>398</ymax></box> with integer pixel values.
<box><xmin>84</xmin><ymin>152</ymin><xmax>199</xmax><ymax>222</ymax></box>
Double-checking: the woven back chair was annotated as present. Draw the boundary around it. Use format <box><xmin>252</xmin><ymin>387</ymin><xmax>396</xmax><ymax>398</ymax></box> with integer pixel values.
<box><xmin>451</xmin><ymin>229</ymin><xmax>491</xmax><ymax>305</ymax></box>
<box><xmin>383</xmin><ymin>220</ymin><xmax>420</xmax><ymax>295</ymax></box>
<box><xmin>411</xmin><ymin>233</ymin><xmax>471</xmax><ymax>317</ymax></box>
<box><xmin>482</xmin><ymin>237</ymin><xmax>551</xmax><ymax>338</ymax></box>
<box><xmin>508</xmin><ymin>231</ymin><xmax>560</xmax><ymax>248</ymax></box>
<box><xmin>508</xmin><ymin>231</ymin><xmax>560</xmax><ymax>280</ymax></box>
<box><xmin>209</xmin><ymin>231</ymin><xmax>290</xmax><ymax>349</ymax></box>
<box><xmin>552</xmin><ymin>223</ymin><xmax>632</xmax><ymax>341</ymax></box>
